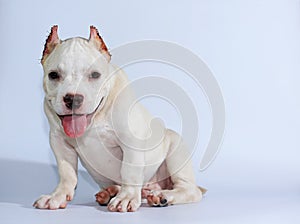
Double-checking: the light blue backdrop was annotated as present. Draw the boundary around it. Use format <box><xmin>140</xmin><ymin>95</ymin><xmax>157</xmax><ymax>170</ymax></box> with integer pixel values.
<box><xmin>0</xmin><ymin>0</ymin><xmax>299</xmax><ymax>212</ymax></box>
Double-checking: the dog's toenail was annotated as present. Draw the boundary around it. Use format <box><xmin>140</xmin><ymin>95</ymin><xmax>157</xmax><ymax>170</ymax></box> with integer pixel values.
<box><xmin>160</xmin><ymin>198</ymin><xmax>167</xmax><ymax>204</ymax></box>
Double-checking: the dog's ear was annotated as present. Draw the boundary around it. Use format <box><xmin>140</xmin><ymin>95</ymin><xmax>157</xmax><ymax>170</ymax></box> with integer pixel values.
<box><xmin>41</xmin><ymin>25</ymin><xmax>61</xmax><ymax>64</ymax></box>
<box><xmin>89</xmin><ymin>26</ymin><xmax>111</xmax><ymax>62</ymax></box>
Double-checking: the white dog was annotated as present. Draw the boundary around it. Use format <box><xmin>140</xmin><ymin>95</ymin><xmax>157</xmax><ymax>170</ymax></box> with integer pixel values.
<box><xmin>33</xmin><ymin>26</ymin><xmax>205</xmax><ymax>212</ymax></box>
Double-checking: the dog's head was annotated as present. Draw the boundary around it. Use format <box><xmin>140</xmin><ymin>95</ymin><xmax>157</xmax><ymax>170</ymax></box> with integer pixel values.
<box><xmin>42</xmin><ymin>25</ymin><xmax>111</xmax><ymax>138</ymax></box>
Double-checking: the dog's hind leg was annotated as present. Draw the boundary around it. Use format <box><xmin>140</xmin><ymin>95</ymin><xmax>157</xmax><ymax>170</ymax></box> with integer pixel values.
<box><xmin>95</xmin><ymin>185</ymin><xmax>121</xmax><ymax>206</ymax></box>
<box><xmin>146</xmin><ymin>170</ymin><xmax>204</xmax><ymax>207</ymax></box>
<box><xmin>147</xmin><ymin>130</ymin><xmax>205</xmax><ymax>207</ymax></box>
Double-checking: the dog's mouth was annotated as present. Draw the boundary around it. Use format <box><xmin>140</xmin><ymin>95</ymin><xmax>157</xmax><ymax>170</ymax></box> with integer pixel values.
<box><xmin>57</xmin><ymin>97</ymin><xmax>104</xmax><ymax>138</ymax></box>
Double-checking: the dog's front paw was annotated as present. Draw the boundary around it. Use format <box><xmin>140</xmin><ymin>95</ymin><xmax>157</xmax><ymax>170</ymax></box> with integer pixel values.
<box><xmin>108</xmin><ymin>186</ymin><xmax>141</xmax><ymax>212</ymax></box>
<box><xmin>33</xmin><ymin>191</ymin><xmax>73</xmax><ymax>210</ymax></box>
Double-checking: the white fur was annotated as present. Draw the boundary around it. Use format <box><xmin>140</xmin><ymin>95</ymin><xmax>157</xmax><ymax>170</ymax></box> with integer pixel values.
<box><xmin>34</xmin><ymin>36</ymin><xmax>203</xmax><ymax>212</ymax></box>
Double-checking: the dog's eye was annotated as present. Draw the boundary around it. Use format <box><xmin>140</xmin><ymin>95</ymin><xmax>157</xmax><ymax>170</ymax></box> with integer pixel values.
<box><xmin>48</xmin><ymin>72</ymin><xmax>60</xmax><ymax>80</ymax></box>
<box><xmin>90</xmin><ymin>72</ymin><xmax>101</xmax><ymax>79</ymax></box>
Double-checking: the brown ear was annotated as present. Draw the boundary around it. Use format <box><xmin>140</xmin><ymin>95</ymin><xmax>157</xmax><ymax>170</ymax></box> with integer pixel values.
<box><xmin>89</xmin><ymin>26</ymin><xmax>111</xmax><ymax>62</ymax></box>
<box><xmin>41</xmin><ymin>25</ymin><xmax>61</xmax><ymax>64</ymax></box>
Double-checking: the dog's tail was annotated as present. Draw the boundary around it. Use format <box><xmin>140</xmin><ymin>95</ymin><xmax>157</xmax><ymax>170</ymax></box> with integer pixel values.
<box><xmin>199</xmin><ymin>186</ymin><xmax>207</xmax><ymax>195</ymax></box>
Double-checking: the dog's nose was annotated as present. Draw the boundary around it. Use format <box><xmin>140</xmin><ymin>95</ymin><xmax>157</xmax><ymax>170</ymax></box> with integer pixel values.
<box><xmin>63</xmin><ymin>93</ymin><xmax>84</xmax><ymax>110</ymax></box>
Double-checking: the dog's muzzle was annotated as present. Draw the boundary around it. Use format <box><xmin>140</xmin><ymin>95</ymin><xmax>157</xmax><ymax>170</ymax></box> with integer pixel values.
<box><xmin>57</xmin><ymin>97</ymin><xmax>104</xmax><ymax>138</ymax></box>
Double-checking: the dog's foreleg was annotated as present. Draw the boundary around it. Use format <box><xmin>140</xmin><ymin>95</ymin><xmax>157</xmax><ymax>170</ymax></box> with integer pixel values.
<box><xmin>108</xmin><ymin>147</ymin><xmax>144</xmax><ymax>212</ymax></box>
<box><xmin>34</xmin><ymin>133</ymin><xmax>78</xmax><ymax>209</ymax></box>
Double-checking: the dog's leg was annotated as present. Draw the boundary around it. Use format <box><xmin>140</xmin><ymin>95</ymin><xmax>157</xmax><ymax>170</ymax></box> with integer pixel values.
<box><xmin>33</xmin><ymin>133</ymin><xmax>78</xmax><ymax>209</ymax></box>
<box><xmin>95</xmin><ymin>185</ymin><xmax>121</xmax><ymax>206</ymax></box>
<box><xmin>147</xmin><ymin>165</ymin><xmax>203</xmax><ymax>206</ymax></box>
<box><xmin>107</xmin><ymin>147</ymin><xmax>144</xmax><ymax>212</ymax></box>
<box><xmin>147</xmin><ymin>130</ymin><xmax>203</xmax><ymax>206</ymax></box>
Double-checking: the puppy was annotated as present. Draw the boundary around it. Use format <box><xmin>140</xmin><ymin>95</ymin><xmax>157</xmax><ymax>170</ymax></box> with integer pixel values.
<box><xmin>33</xmin><ymin>26</ymin><xmax>204</xmax><ymax>212</ymax></box>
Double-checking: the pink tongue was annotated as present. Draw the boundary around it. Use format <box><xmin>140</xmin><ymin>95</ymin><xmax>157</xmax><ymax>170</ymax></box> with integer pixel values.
<box><xmin>62</xmin><ymin>115</ymin><xmax>87</xmax><ymax>138</ymax></box>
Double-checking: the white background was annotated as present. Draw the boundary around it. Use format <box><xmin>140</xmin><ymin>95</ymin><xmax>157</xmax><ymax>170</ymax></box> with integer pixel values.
<box><xmin>0</xmin><ymin>0</ymin><xmax>300</xmax><ymax>223</ymax></box>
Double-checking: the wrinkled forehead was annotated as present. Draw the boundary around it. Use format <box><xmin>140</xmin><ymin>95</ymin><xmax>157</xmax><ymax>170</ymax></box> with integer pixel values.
<box><xmin>45</xmin><ymin>37</ymin><xmax>105</xmax><ymax>73</ymax></box>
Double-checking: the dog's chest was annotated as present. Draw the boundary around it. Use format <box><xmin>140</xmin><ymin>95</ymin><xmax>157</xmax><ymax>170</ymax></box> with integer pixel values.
<box><xmin>70</xmin><ymin>123</ymin><xmax>123</xmax><ymax>184</ymax></box>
